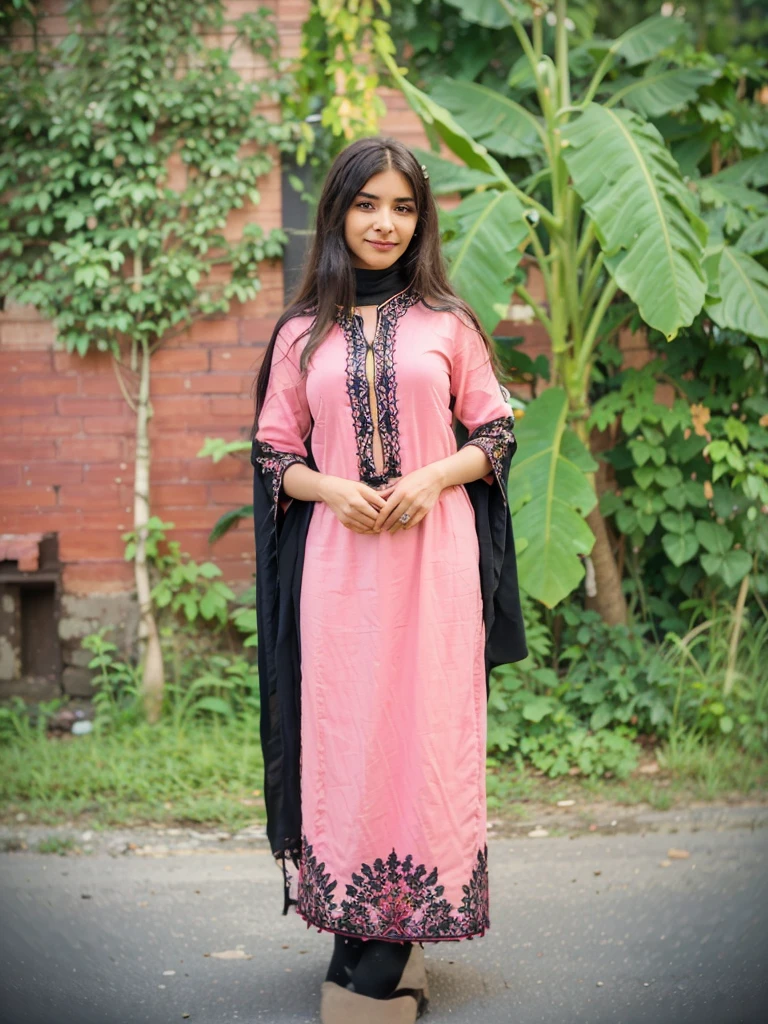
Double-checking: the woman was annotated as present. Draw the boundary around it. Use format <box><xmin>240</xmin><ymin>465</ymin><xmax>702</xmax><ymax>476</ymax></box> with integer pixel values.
<box><xmin>250</xmin><ymin>136</ymin><xmax>527</xmax><ymax>1023</ymax></box>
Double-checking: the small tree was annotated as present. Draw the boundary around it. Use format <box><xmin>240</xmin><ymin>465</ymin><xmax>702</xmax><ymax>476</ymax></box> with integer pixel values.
<box><xmin>379</xmin><ymin>0</ymin><xmax>768</xmax><ymax>620</ymax></box>
<box><xmin>0</xmin><ymin>0</ymin><xmax>302</xmax><ymax>721</ymax></box>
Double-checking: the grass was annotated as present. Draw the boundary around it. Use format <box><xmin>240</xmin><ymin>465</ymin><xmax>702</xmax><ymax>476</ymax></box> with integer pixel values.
<box><xmin>1</xmin><ymin>717</ymin><xmax>765</xmax><ymax>833</ymax></box>
<box><xmin>0</xmin><ymin>717</ymin><xmax>266</xmax><ymax>833</ymax></box>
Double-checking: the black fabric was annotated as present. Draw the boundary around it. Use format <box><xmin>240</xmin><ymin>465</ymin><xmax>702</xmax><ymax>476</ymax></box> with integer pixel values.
<box><xmin>354</xmin><ymin>260</ymin><xmax>410</xmax><ymax>307</ymax></box>
<box><xmin>251</xmin><ymin>385</ymin><xmax>528</xmax><ymax>917</ymax></box>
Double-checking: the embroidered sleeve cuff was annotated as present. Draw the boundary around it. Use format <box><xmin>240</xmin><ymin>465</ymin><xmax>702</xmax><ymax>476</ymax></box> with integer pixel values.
<box><xmin>253</xmin><ymin>440</ymin><xmax>309</xmax><ymax>519</ymax></box>
<box><xmin>461</xmin><ymin>414</ymin><xmax>516</xmax><ymax>503</ymax></box>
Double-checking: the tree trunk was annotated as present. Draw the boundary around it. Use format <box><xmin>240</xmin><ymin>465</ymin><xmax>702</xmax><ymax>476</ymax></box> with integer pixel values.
<box><xmin>585</xmin><ymin>504</ymin><xmax>627</xmax><ymax>625</ymax></box>
<box><xmin>134</xmin><ymin>339</ymin><xmax>165</xmax><ymax>723</ymax></box>
<box><xmin>585</xmin><ymin>423</ymin><xmax>627</xmax><ymax>626</ymax></box>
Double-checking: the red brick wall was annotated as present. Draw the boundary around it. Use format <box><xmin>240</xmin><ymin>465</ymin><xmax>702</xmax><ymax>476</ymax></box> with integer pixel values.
<box><xmin>0</xmin><ymin>0</ymin><xmax>303</xmax><ymax>599</ymax></box>
<box><xmin>1</xmin><ymin>3</ymin><xmax>652</xmax><ymax>607</ymax></box>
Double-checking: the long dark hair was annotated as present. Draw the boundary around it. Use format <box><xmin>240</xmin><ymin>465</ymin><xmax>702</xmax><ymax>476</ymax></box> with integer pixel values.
<box><xmin>251</xmin><ymin>135</ymin><xmax>501</xmax><ymax>438</ymax></box>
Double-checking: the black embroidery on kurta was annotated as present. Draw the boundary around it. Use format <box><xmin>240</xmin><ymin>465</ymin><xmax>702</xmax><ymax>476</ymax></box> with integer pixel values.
<box><xmin>461</xmin><ymin>411</ymin><xmax>517</xmax><ymax>507</ymax></box>
<box><xmin>296</xmin><ymin>833</ymin><xmax>490</xmax><ymax>940</ymax></box>
<box><xmin>338</xmin><ymin>289</ymin><xmax>420</xmax><ymax>488</ymax></box>
<box><xmin>252</xmin><ymin>439</ymin><xmax>308</xmax><ymax>520</ymax></box>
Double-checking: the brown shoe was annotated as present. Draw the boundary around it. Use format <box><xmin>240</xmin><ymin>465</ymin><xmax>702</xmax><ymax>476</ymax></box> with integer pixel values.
<box><xmin>320</xmin><ymin>980</ymin><xmax>421</xmax><ymax>1024</ymax></box>
<box><xmin>320</xmin><ymin>941</ymin><xmax>430</xmax><ymax>1023</ymax></box>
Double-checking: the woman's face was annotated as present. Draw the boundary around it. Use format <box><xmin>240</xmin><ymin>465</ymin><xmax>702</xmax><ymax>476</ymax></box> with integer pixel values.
<box><xmin>343</xmin><ymin>168</ymin><xmax>418</xmax><ymax>271</ymax></box>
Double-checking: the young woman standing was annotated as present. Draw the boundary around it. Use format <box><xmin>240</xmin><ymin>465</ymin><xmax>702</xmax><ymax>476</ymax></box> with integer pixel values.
<box><xmin>251</xmin><ymin>136</ymin><xmax>527</xmax><ymax>1023</ymax></box>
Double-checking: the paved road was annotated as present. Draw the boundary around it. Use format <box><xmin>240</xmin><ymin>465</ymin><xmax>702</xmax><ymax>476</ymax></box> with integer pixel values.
<box><xmin>1</xmin><ymin>808</ymin><xmax>767</xmax><ymax>1024</ymax></box>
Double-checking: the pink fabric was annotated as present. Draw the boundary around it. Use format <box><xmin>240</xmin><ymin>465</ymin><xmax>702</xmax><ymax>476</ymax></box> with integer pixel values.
<box><xmin>254</xmin><ymin>299</ymin><xmax>514</xmax><ymax>942</ymax></box>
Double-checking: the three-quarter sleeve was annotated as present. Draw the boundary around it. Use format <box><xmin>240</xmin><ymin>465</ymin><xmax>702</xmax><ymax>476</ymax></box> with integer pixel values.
<box><xmin>253</xmin><ymin>323</ymin><xmax>312</xmax><ymax>520</ymax></box>
<box><xmin>450</xmin><ymin>312</ymin><xmax>516</xmax><ymax>500</ymax></box>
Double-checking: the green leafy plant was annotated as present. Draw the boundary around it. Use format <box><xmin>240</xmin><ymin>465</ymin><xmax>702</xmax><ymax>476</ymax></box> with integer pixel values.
<box><xmin>0</xmin><ymin>0</ymin><xmax>302</xmax><ymax>721</ymax></box>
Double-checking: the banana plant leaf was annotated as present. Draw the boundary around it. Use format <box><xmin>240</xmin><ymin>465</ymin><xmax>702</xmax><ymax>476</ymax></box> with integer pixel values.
<box><xmin>410</xmin><ymin>146</ymin><xmax>498</xmax><ymax>195</ymax></box>
<box><xmin>430</xmin><ymin>77</ymin><xmax>544</xmax><ymax>160</ymax></box>
<box><xmin>579</xmin><ymin>14</ymin><xmax>690</xmax><ymax>69</ymax></box>
<box><xmin>443</xmin><ymin>189</ymin><xmax>528</xmax><ymax>333</ymax></box>
<box><xmin>508</xmin><ymin>388</ymin><xmax>598</xmax><ymax>608</ymax></box>
<box><xmin>380</xmin><ymin>50</ymin><xmax>511</xmax><ymax>186</ymax></box>
<box><xmin>704</xmin><ymin>245</ymin><xmax>768</xmax><ymax>347</ymax></box>
<box><xmin>603</xmin><ymin>63</ymin><xmax>715</xmax><ymax>118</ymax></box>
<box><xmin>444</xmin><ymin>0</ymin><xmax>530</xmax><ymax>28</ymax></box>
<box><xmin>562</xmin><ymin>103</ymin><xmax>708</xmax><ymax>340</ymax></box>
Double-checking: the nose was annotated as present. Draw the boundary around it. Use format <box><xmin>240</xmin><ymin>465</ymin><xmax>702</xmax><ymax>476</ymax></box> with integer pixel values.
<box><xmin>373</xmin><ymin>209</ymin><xmax>394</xmax><ymax>234</ymax></box>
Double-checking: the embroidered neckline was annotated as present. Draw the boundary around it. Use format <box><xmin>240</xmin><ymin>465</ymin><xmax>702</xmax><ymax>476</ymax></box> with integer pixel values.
<box><xmin>338</xmin><ymin>288</ymin><xmax>419</xmax><ymax>487</ymax></box>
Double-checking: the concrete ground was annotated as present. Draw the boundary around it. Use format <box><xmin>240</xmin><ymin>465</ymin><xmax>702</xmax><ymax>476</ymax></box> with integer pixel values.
<box><xmin>0</xmin><ymin>804</ymin><xmax>766</xmax><ymax>1024</ymax></box>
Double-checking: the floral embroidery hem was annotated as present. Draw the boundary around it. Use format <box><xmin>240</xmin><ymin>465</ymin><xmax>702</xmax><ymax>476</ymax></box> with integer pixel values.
<box><xmin>294</xmin><ymin>833</ymin><xmax>490</xmax><ymax>942</ymax></box>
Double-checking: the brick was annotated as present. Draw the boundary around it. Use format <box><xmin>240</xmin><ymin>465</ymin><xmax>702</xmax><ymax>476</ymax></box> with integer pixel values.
<box><xmin>57</xmin><ymin>484</ymin><xmax>125</xmax><ymax>511</ymax></box>
<box><xmin>153</xmin><ymin>484</ymin><xmax>208</xmax><ymax>506</ymax></box>
<box><xmin>151</xmin><ymin>433</ymin><xmax>217</xmax><ymax>460</ymax></box>
<box><xmin>211</xmin><ymin>349</ymin><xmax>264</xmax><ymax>371</ymax></box>
<box><xmin>0</xmin><ymin>353</ymin><xmax>52</xmax><ymax>374</ymax></box>
<box><xmin>186</xmin><ymin>374</ymin><xmax>250</xmax><ymax>394</ymax></box>
<box><xmin>210</xmin><ymin>396</ymin><xmax>255</xmax><ymax>417</ymax></box>
<box><xmin>151</xmin><ymin>348</ymin><xmax>209</xmax><ymax>372</ymax></box>
<box><xmin>0</xmin><ymin>440</ymin><xmax>57</xmax><ymax>462</ymax></box>
<box><xmin>208</xmin><ymin>482</ymin><xmax>252</xmax><ymax>505</ymax></box>
<box><xmin>0</xmin><ymin>320</ymin><xmax>57</xmax><ymax>349</ymax></box>
<box><xmin>186</xmin><ymin>457</ymin><xmax>248</xmax><ymax>481</ymax></box>
<box><xmin>52</xmin><ymin>350</ymin><xmax>109</xmax><ymax>373</ymax></box>
<box><xmin>2</xmin><ymin>487</ymin><xmax>57</xmax><ymax>507</ymax></box>
<box><xmin>57</xmin><ymin>438</ymin><xmax>123</xmax><ymax>462</ymax></box>
<box><xmin>150</xmin><ymin>396</ymin><xmax>211</xmax><ymax>422</ymax></box>
<box><xmin>62</xmin><ymin>561</ymin><xmax>134</xmax><ymax>595</ymax></box>
<box><xmin>177</xmin><ymin>319</ymin><xmax>239</xmax><ymax>346</ymax></box>
<box><xmin>21</xmin><ymin>462</ymin><xmax>83</xmax><ymax>486</ymax></box>
<box><xmin>14</xmin><ymin>376</ymin><xmax>79</xmax><ymax>396</ymax></box>
<box><xmin>59</xmin><ymin>530</ymin><xmax>127</xmax><ymax>561</ymax></box>
<box><xmin>57</xmin><ymin>397</ymin><xmax>126</xmax><ymax>417</ymax></box>
<box><xmin>0</xmin><ymin>397</ymin><xmax>56</xmax><ymax>417</ymax></box>
<box><xmin>150</xmin><ymin>459</ymin><xmax>188</xmax><ymax>482</ymax></box>
<box><xmin>0</xmin><ymin>465</ymin><xmax>20</xmax><ymax>485</ymax></box>
<box><xmin>0</xmin><ymin>512</ymin><xmax>84</xmax><ymax>532</ymax></box>
<box><xmin>22</xmin><ymin>417</ymin><xmax>82</xmax><ymax>437</ymax></box>
<box><xmin>82</xmin><ymin>416</ymin><xmax>135</xmax><ymax>435</ymax></box>
<box><xmin>150</xmin><ymin>375</ymin><xmax>200</xmax><ymax>395</ymax></box>
<box><xmin>154</xmin><ymin>509</ymin><xmax>226</xmax><ymax>530</ymax></box>
<box><xmin>78</xmin><ymin>375</ymin><xmax>124</xmax><ymax>396</ymax></box>
<box><xmin>82</xmin><ymin>464</ymin><xmax>133</xmax><ymax>484</ymax></box>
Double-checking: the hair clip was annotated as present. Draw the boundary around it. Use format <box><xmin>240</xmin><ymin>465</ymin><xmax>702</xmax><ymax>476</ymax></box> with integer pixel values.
<box><xmin>420</xmin><ymin>163</ymin><xmax>430</xmax><ymax>181</ymax></box>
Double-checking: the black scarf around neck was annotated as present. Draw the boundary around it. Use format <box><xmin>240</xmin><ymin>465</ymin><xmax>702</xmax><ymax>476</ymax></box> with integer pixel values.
<box><xmin>354</xmin><ymin>261</ymin><xmax>410</xmax><ymax>307</ymax></box>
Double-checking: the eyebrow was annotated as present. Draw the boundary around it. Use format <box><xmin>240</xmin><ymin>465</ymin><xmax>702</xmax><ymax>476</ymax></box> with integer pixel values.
<box><xmin>356</xmin><ymin>190</ymin><xmax>416</xmax><ymax>203</ymax></box>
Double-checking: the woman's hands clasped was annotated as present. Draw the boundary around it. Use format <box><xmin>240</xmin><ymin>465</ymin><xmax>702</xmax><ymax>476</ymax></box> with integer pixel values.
<box><xmin>320</xmin><ymin>466</ymin><xmax>445</xmax><ymax>534</ymax></box>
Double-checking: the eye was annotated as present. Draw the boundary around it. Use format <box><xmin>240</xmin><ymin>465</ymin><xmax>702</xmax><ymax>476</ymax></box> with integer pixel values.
<box><xmin>356</xmin><ymin>201</ymin><xmax>374</xmax><ymax>210</ymax></box>
<box><xmin>396</xmin><ymin>205</ymin><xmax>415</xmax><ymax>214</ymax></box>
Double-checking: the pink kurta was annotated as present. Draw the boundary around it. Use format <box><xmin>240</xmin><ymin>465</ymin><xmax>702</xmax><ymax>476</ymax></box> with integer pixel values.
<box><xmin>254</xmin><ymin>289</ymin><xmax>515</xmax><ymax>943</ymax></box>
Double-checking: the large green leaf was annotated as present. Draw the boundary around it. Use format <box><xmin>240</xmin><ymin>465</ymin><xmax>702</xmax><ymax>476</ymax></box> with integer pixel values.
<box><xmin>605</xmin><ymin>64</ymin><xmax>715</xmax><ymax>118</ymax></box>
<box><xmin>443</xmin><ymin>190</ymin><xmax>528</xmax><ymax>333</ymax></box>
<box><xmin>737</xmin><ymin>215</ymin><xmax>768</xmax><ymax>256</ymax></box>
<box><xmin>562</xmin><ymin>103</ymin><xmax>707</xmax><ymax>340</ymax></box>
<box><xmin>508</xmin><ymin>388</ymin><xmax>598</xmax><ymax>608</ymax></box>
<box><xmin>430</xmin><ymin>78</ymin><xmax>544</xmax><ymax>160</ymax></box>
<box><xmin>705</xmin><ymin>245</ymin><xmax>768</xmax><ymax>344</ymax></box>
<box><xmin>584</xmin><ymin>15</ymin><xmax>690</xmax><ymax>69</ymax></box>
<box><xmin>710</xmin><ymin>153</ymin><xmax>768</xmax><ymax>188</ymax></box>
<box><xmin>444</xmin><ymin>0</ymin><xmax>529</xmax><ymax>28</ymax></box>
<box><xmin>379</xmin><ymin>51</ymin><xmax>510</xmax><ymax>186</ymax></box>
<box><xmin>410</xmin><ymin>146</ymin><xmax>497</xmax><ymax>195</ymax></box>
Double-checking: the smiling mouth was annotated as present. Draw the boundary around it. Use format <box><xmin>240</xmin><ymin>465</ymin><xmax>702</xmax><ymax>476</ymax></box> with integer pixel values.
<box><xmin>366</xmin><ymin>240</ymin><xmax>397</xmax><ymax>248</ymax></box>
